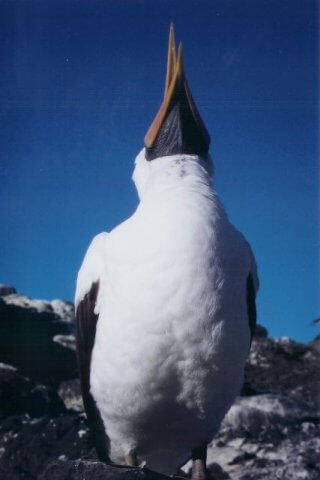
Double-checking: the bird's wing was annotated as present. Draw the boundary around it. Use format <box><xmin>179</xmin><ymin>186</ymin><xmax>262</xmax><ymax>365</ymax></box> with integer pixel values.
<box><xmin>75</xmin><ymin>233</ymin><xmax>110</xmax><ymax>462</ymax></box>
<box><xmin>246</xmin><ymin>244</ymin><xmax>259</xmax><ymax>344</ymax></box>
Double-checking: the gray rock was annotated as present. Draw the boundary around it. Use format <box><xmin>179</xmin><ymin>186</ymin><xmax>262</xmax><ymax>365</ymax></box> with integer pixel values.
<box><xmin>38</xmin><ymin>460</ymin><xmax>169</xmax><ymax>480</ymax></box>
<box><xmin>204</xmin><ymin>394</ymin><xmax>320</xmax><ymax>480</ymax></box>
<box><xmin>50</xmin><ymin>299</ymin><xmax>75</xmax><ymax>327</ymax></box>
<box><xmin>53</xmin><ymin>334</ymin><xmax>76</xmax><ymax>351</ymax></box>
<box><xmin>242</xmin><ymin>335</ymin><xmax>320</xmax><ymax>409</ymax></box>
<box><xmin>0</xmin><ymin>413</ymin><xmax>90</xmax><ymax>480</ymax></box>
<box><xmin>0</xmin><ymin>363</ymin><xmax>65</xmax><ymax>418</ymax></box>
<box><xmin>224</xmin><ymin>394</ymin><xmax>319</xmax><ymax>431</ymax></box>
<box><xmin>0</xmin><ymin>285</ymin><xmax>16</xmax><ymax>296</ymax></box>
<box><xmin>310</xmin><ymin>334</ymin><xmax>320</xmax><ymax>352</ymax></box>
<box><xmin>1</xmin><ymin>288</ymin><xmax>319</xmax><ymax>480</ymax></box>
<box><xmin>58</xmin><ymin>379</ymin><xmax>84</xmax><ymax>412</ymax></box>
<box><xmin>253</xmin><ymin>324</ymin><xmax>268</xmax><ymax>338</ymax></box>
<box><xmin>0</xmin><ymin>292</ymin><xmax>77</xmax><ymax>387</ymax></box>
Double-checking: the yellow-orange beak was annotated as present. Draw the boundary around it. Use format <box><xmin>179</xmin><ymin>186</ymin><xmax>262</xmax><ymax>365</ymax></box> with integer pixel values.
<box><xmin>164</xmin><ymin>22</ymin><xmax>177</xmax><ymax>98</ymax></box>
<box><xmin>144</xmin><ymin>23</ymin><xmax>210</xmax><ymax>160</ymax></box>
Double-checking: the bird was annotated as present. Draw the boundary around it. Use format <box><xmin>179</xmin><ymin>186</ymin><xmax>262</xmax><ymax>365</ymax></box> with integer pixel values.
<box><xmin>75</xmin><ymin>24</ymin><xmax>258</xmax><ymax>480</ymax></box>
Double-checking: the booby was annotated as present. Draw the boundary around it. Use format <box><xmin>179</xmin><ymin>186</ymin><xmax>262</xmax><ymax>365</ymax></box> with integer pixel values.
<box><xmin>75</xmin><ymin>24</ymin><xmax>258</xmax><ymax>479</ymax></box>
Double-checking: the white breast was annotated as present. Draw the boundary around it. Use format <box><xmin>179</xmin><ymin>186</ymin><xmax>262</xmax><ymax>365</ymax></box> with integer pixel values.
<box><xmin>90</xmin><ymin>155</ymin><xmax>253</xmax><ymax>474</ymax></box>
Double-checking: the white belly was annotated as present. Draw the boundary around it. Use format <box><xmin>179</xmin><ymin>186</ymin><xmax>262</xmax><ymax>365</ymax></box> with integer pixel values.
<box><xmin>90</xmin><ymin>194</ymin><xmax>252</xmax><ymax>474</ymax></box>
<box><xmin>90</xmin><ymin>273</ymin><xmax>250</xmax><ymax>474</ymax></box>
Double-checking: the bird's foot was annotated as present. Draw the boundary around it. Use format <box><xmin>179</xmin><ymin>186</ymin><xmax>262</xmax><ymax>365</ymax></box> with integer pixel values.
<box><xmin>124</xmin><ymin>450</ymin><xmax>139</xmax><ymax>468</ymax></box>
<box><xmin>191</xmin><ymin>446</ymin><xmax>208</xmax><ymax>480</ymax></box>
<box><xmin>191</xmin><ymin>462</ymin><xmax>208</xmax><ymax>480</ymax></box>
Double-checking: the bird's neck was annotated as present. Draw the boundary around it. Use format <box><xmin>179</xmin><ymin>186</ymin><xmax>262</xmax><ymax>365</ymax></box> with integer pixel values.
<box><xmin>134</xmin><ymin>153</ymin><xmax>214</xmax><ymax>202</ymax></box>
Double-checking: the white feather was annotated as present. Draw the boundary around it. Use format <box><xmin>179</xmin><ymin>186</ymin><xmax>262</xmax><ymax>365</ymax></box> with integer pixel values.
<box><xmin>76</xmin><ymin>149</ymin><xmax>258</xmax><ymax>474</ymax></box>
<box><xmin>75</xmin><ymin>232</ymin><xmax>108</xmax><ymax>310</ymax></box>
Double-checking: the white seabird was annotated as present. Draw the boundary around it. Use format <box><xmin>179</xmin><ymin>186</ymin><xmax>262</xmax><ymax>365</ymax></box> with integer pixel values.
<box><xmin>75</xmin><ymin>24</ymin><xmax>259</xmax><ymax>480</ymax></box>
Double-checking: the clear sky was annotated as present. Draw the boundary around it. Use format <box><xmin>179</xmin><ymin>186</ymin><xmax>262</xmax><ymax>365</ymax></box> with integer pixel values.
<box><xmin>1</xmin><ymin>0</ymin><xmax>318</xmax><ymax>342</ymax></box>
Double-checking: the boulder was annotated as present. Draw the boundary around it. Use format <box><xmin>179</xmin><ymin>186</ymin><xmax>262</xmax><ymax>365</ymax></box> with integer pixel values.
<box><xmin>253</xmin><ymin>324</ymin><xmax>268</xmax><ymax>338</ymax></box>
<box><xmin>204</xmin><ymin>394</ymin><xmax>320</xmax><ymax>480</ymax></box>
<box><xmin>0</xmin><ymin>363</ymin><xmax>65</xmax><ymax>418</ymax></box>
<box><xmin>53</xmin><ymin>334</ymin><xmax>76</xmax><ymax>351</ymax></box>
<box><xmin>1</xmin><ymin>286</ymin><xmax>319</xmax><ymax>479</ymax></box>
<box><xmin>0</xmin><ymin>285</ymin><xmax>17</xmax><ymax>296</ymax></box>
<box><xmin>224</xmin><ymin>393</ymin><xmax>319</xmax><ymax>432</ymax></box>
<box><xmin>0</xmin><ymin>292</ymin><xmax>77</xmax><ymax>386</ymax></box>
<box><xmin>38</xmin><ymin>461</ymin><xmax>170</xmax><ymax>480</ymax></box>
<box><xmin>242</xmin><ymin>336</ymin><xmax>320</xmax><ymax>409</ymax></box>
<box><xmin>0</xmin><ymin>413</ymin><xmax>90</xmax><ymax>480</ymax></box>
<box><xmin>58</xmin><ymin>379</ymin><xmax>84</xmax><ymax>412</ymax></box>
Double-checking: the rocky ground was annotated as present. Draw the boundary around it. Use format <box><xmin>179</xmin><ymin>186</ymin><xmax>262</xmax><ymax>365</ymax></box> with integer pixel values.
<box><xmin>0</xmin><ymin>285</ymin><xmax>319</xmax><ymax>480</ymax></box>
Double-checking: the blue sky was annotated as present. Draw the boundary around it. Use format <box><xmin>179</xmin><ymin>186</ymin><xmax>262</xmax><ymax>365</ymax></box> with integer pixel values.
<box><xmin>0</xmin><ymin>0</ymin><xmax>318</xmax><ymax>342</ymax></box>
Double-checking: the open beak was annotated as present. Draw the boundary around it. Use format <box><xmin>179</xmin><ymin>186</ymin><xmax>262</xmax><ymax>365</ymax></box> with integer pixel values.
<box><xmin>144</xmin><ymin>23</ymin><xmax>210</xmax><ymax>160</ymax></box>
<box><xmin>164</xmin><ymin>22</ymin><xmax>177</xmax><ymax>98</ymax></box>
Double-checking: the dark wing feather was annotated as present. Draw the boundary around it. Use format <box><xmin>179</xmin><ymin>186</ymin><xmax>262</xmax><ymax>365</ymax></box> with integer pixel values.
<box><xmin>246</xmin><ymin>273</ymin><xmax>257</xmax><ymax>346</ymax></box>
<box><xmin>75</xmin><ymin>281</ymin><xmax>110</xmax><ymax>462</ymax></box>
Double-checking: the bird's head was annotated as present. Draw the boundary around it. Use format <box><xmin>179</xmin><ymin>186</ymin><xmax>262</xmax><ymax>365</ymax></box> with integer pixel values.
<box><xmin>144</xmin><ymin>23</ymin><xmax>210</xmax><ymax>160</ymax></box>
<box><xmin>133</xmin><ymin>24</ymin><xmax>212</xmax><ymax>199</ymax></box>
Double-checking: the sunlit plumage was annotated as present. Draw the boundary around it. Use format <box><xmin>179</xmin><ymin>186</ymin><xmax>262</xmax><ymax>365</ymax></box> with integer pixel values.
<box><xmin>75</xmin><ymin>24</ymin><xmax>258</xmax><ymax>479</ymax></box>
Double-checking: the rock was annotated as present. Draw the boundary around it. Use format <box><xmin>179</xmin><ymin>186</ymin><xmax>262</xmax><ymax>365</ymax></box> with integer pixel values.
<box><xmin>38</xmin><ymin>460</ymin><xmax>169</xmax><ymax>480</ymax></box>
<box><xmin>0</xmin><ymin>413</ymin><xmax>90</xmax><ymax>480</ymax></box>
<box><xmin>54</xmin><ymin>334</ymin><xmax>76</xmax><ymax>351</ymax></box>
<box><xmin>1</xmin><ymin>287</ymin><xmax>319</xmax><ymax>479</ymax></box>
<box><xmin>310</xmin><ymin>334</ymin><xmax>320</xmax><ymax>352</ymax></box>
<box><xmin>207</xmin><ymin>463</ymin><xmax>231</xmax><ymax>479</ymax></box>
<box><xmin>0</xmin><ymin>292</ymin><xmax>77</xmax><ymax>386</ymax></box>
<box><xmin>204</xmin><ymin>394</ymin><xmax>320</xmax><ymax>480</ymax></box>
<box><xmin>242</xmin><ymin>335</ymin><xmax>320</xmax><ymax>409</ymax></box>
<box><xmin>0</xmin><ymin>362</ymin><xmax>65</xmax><ymax>418</ymax></box>
<box><xmin>0</xmin><ymin>285</ymin><xmax>16</xmax><ymax>296</ymax></box>
<box><xmin>253</xmin><ymin>324</ymin><xmax>268</xmax><ymax>338</ymax></box>
<box><xmin>58</xmin><ymin>379</ymin><xmax>84</xmax><ymax>412</ymax></box>
<box><xmin>224</xmin><ymin>394</ymin><xmax>319</xmax><ymax>432</ymax></box>
<box><xmin>50</xmin><ymin>299</ymin><xmax>75</xmax><ymax>327</ymax></box>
